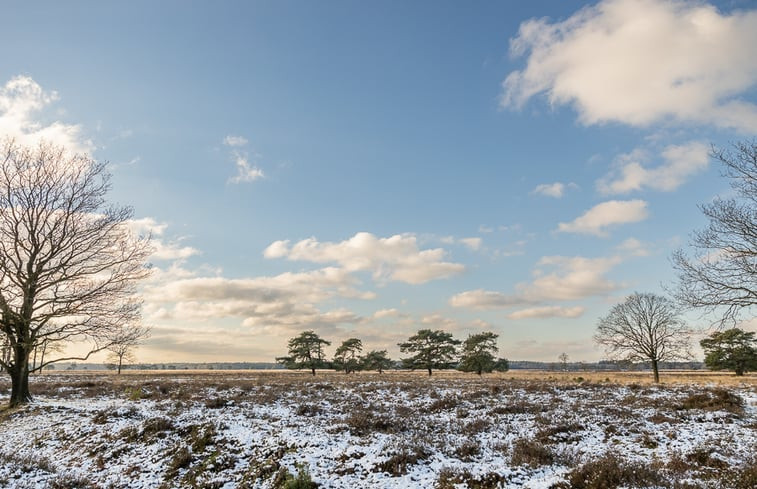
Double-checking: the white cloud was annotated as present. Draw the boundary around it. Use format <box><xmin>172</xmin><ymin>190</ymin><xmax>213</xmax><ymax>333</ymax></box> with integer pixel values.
<box><xmin>420</xmin><ymin>313</ymin><xmax>459</xmax><ymax>330</ymax></box>
<box><xmin>228</xmin><ymin>152</ymin><xmax>264</xmax><ymax>184</ymax></box>
<box><xmin>451</xmin><ymin>254</ymin><xmax>623</xmax><ymax>309</ymax></box>
<box><xmin>151</xmin><ymin>240</ymin><xmax>201</xmax><ymax>261</ymax></box>
<box><xmin>439</xmin><ymin>236</ymin><xmax>483</xmax><ymax>251</ymax></box>
<box><xmin>0</xmin><ymin>75</ymin><xmax>92</xmax><ymax>152</ymax></box>
<box><xmin>460</xmin><ymin>237</ymin><xmax>482</xmax><ymax>251</ymax></box>
<box><xmin>221</xmin><ymin>135</ymin><xmax>265</xmax><ymax>184</ymax></box>
<box><xmin>373</xmin><ymin>308</ymin><xmax>402</xmax><ymax>319</ymax></box>
<box><xmin>532</xmin><ymin>182</ymin><xmax>577</xmax><ymax>198</ymax></box>
<box><xmin>598</xmin><ymin>141</ymin><xmax>710</xmax><ymax>194</ymax></box>
<box><xmin>616</xmin><ymin>237</ymin><xmax>650</xmax><ymax>257</ymax></box>
<box><xmin>223</xmin><ymin>135</ymin><xmax>248</xmax><ymax>147</ymax></box>
<box><xmin>127</xmin><ymin>217</ymin><xmax>200</xmax><ymax>261</ymax></box>
<box><xmin>449</xmin><ymin>289</ymin><xmax>527</xmax><ymax>310</ymax></box>
<box><xmin>143</xmin><ymin>266</ymin><xmax>373</xmax><ymax>334</ymax></box>
<box><xmin>557</xmin><ymin>200</ymin><xmax>648</xmax><ymax>237</ymax></box>
<box><xmin>469</xmin><ymin>318</ymin><xmax>493</xmax><ymax>329</ymax></box>
<box><xmin>501</xmin><ymin>0</ymin><xmax>757</xmax><ymax>133</ymax></box>
<box><xmin>519</xmin><ymin>255</ymin><xmax>622</xmax><ymax>301</ymax></box>
<box><xmin>507</xmin><ymin>305</ymin><xmax>585</xmax><ymax>320</ymax></box>
<box><xmin>264</xmin><ymin>232</ymin><xmax>465</xmax><ymax>284</ymax></box>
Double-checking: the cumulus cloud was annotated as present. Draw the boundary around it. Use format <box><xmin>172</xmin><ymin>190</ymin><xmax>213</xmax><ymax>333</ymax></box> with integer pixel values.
<box><xmin>127</xmin><ymin>217</ymin><xmax>200</xmax><ymax>261</ymax></box>
<box><xmin>532</xmin><ymin>182</ymin><xmax>577</xmax><ymax>198</ymax></box>
<box><xmin>143</xmin><ymin>266</ymin><xmax>373</xmax><ymax>334</ymax></box>
<box><xmin>520</xmin><ymin>255</ymin><xmax>623</xmax><ymax>301</ymax></box>
<box><xmin>557</xmin><ymin>200</ymin><xmax>648</xmax><ymax>237</ymax></box>
<box><xmin>451</xmin><ymin>254</ymin><xmax>622</xmax><ymax>310</ymax></box>
<box><xmin>449</xmin><ymin>289</ymin><xmax>527</xmax><ymax>309</ymax></box>
<box><xmin>264</xmin><ymin>232</ymin><xmax>465</xmax><ymax>284</ymax></box>
<box><xmin>501</xmin><ymin>0</ymin><xmax>757</xmax><ymax>133</ymax></box>
<box><xmin>507</xmin><ymin>305</ymin><xmax>585</xmax><ymax>320</ymax></box>
<box><xmin>0</xmin><ymin>75</ymin><xmax>92</xmax><ymax>152</ymax></box>
<box><xmin>598</xmin><ymin>141</ymin><xmax>710</xmax><ymax>194</ymax></box>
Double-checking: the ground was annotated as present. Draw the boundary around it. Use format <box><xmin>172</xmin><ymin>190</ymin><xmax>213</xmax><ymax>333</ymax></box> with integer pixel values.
<box><xmin>0</xmin><ymin>370</ymin><xmax>755</xmax><ymax>488</ymax></box>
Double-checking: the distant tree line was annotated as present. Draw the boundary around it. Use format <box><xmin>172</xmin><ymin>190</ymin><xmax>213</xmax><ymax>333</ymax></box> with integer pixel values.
<box><xmin>277</xmin><ymin>329</ymin><xmax>509</xmax><ymax>376</ymax></box>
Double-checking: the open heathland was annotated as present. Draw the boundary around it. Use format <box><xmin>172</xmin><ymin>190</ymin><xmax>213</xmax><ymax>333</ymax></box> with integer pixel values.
<box><xmin>0</xmin><ymin>371</ymin><xmax>755</xmax><ymax>488</ymax></box>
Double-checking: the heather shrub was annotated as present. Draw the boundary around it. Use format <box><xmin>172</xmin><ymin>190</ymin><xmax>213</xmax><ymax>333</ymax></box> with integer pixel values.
<box><xmin>554</xmin><ymin>452</ymin><xmax>663</xmax><ymax>489</ymax></box>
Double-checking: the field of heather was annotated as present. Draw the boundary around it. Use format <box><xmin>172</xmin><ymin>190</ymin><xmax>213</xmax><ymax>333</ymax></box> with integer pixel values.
<box><xmin>0</xmin><ymin>371</ymin><xmax>756</xmax><ymax>488</ymax></box>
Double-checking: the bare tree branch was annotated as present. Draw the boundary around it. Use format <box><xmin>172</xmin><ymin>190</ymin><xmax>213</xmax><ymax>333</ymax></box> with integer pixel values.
<box><xmin>594</xmin><ymin>292</ymin><xmax>692</xmax><ymax>383</ymax></box>
<box><xmin>672</xmin><ymin>141</ymin><xmax>757</xmax><ymax>325</ymax></box>
<box><xmin>0</xmin><ymin>139</ymin><xmax>152</xmax><ymax>405</ymax></box>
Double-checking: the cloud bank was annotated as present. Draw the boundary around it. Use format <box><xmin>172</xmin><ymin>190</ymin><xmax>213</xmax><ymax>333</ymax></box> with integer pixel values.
<box><xmin>264</xmin><ymin>232</ymin><xmax>465</xmax><ymax>284</ymax></box>
<box><xmin>502</xmin><ymin>0</ymin><xmax>757</xmax><ymax>133</ymax></box>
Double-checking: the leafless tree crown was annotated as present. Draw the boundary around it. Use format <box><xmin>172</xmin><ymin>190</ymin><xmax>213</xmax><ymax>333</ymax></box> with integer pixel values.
<box><xmin>672</xmin><ymin>141</ymin><xmax>757</xmax><ymax>325</ymax></box>
<box><xmin>594</xmin><ymin>292</ymin><xmax>692</xmax><ymax>364</ymax></box>
<box><xmin>0</xmin><ymin>140</ymin><xmax>152</xmax><ymax>372</ymax></box>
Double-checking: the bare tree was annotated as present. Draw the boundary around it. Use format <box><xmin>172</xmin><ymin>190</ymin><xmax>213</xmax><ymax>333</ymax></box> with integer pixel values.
<box><xmin>0</xmin><ymin>140</ymin><xmax>151</xmax><ymax>406</ymax></box>
<box><xmin>594</xmin><ymin>292</ymin><xmax>692</xmax><ymax>383</ymax></box>
<box><xmin>106</xmin><ymin>323</ymin><xmax>149</xmax><ymax>374</ymax></box>
<box><xmin>558</xmin><ymin>352</ymin><xmax>569</xmax><ymax>371</ymax></box>
<box><xmin>672</xmin><ymin>141</ymin><xmax>757</xmax><ymax>325</ymax></box>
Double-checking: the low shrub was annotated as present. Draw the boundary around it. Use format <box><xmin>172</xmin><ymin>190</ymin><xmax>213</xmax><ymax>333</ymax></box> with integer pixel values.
<box><xmin>428</xmin><ymin>395</ymin><xmax>459</xmax><ymax>412</ymax></box>
<box><xmin>678</xmin><ymin>389</ymin><xmax>744</xmax><ymax>414</ymax></box>
<box><xmin>510</xmin><ymin>438</ymin><xmax>553</xmax><ymax>467</ymax></box>
<box><xmin>344</xmin><ymin>411</ymin><xmax>403</xmax><ymax>436</ymax></box>
<box><xmin>204</xmin><ymin>397</ymin><xmax>228</xmax><ymax>409</ymax></box>
<box><xmin>554</xmin><ymin>452</ymin><xmax>663</xmax><ymax>489</ymax></box>
<box><xmin>455</xmin><ymin>439</ymin><xmax>480</xmax><ymax>461</ymax></box>
<box><xmin>373</xmin><ymin>444</ymin><xmax>430</xmax><ymax>476</ymax></box>
<box><xmin>536</xmin><ymin>422</ymin><xmax>583</xmax><ymax>443</ymax></box>
<box><xmin>435</xmin><ymin>467</ymin><xmax>506</xmax><ymax>489</ymax></box>
<box><xmin>164</xmin><ymin>445</ymin><xmax>192</xmax><ymax>480</ymax></box>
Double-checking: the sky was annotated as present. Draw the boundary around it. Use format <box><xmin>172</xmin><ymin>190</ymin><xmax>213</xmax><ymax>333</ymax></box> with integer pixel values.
<box><xmin>1</xmin><ymin>0</ymin><xmax>756</xmax><ymax>363</ymax></box>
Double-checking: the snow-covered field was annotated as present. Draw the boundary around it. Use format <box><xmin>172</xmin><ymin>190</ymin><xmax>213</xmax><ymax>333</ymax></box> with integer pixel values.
<box><xmin>0</xmin><ymin>372</ymin><xmax>755</xmax><ymax>488</ymax></box>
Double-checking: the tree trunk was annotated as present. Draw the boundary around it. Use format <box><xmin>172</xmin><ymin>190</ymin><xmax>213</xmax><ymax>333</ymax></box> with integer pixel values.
<box><xmin>651</xmin><ymin>359</ymin><xmax>660</xmax><ymax>383</ymax></box>
<box><xmin>310</xmin><ymin>367</ymin><xmax>316</xmax><ymax>376</ymax></box>
<box><xmin>427</xmin><ymin>367</ymin><xmax>432</xmax><ymax>376</ymax></box>
<box><xmin>9</xmin><ymin>344</ymin><xmax>32</xmax><ymax>406</ymax></box>
<box><xmin>735</xmin><ymin>366</ymin><xmax>744</xmax><ymax>376</ymax></box>
<box><xmin>117</xmin><ymin>355</ymin><xmax>123</xmax><ymax>375</ymax></box>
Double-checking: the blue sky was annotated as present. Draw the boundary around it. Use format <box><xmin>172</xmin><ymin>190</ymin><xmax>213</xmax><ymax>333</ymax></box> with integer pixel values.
<box><xmin>2</xmin><ymin>0</ymin><xmax>756</xmax><ymax>362</ymax></box>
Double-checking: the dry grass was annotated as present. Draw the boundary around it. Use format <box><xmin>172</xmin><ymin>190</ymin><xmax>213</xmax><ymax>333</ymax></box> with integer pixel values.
<box><xmin>30</xmin><ymin>367</ymin><xmax>757</xmax><ymax>384</ymax></box>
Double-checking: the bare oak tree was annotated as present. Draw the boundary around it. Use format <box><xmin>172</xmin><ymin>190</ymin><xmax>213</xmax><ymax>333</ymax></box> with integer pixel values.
<box><xmin>594</xmin><ymin>292</ymin><xmax>692</xmax><ymax>383</ymax></box>
<box><xmin>106</xmin><ymin>323</ymin><xmax>149</xmax><ymax>375</ymax></box>
<box><xmin>0</xmin><ymin>140</ymin><xmax>151</xmax><ymax>406</ymax></box>
<box><xmin>672</xmin><ymin>141</ymin><xmax>757</xmax><ymax>325</ymax></box>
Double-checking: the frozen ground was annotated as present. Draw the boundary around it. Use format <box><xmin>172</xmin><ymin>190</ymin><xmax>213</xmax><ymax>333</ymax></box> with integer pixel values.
<box><xmin>0</xmin><ymin>372</ymin><xmax>755</xmax><ymax>488</ymax></box>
